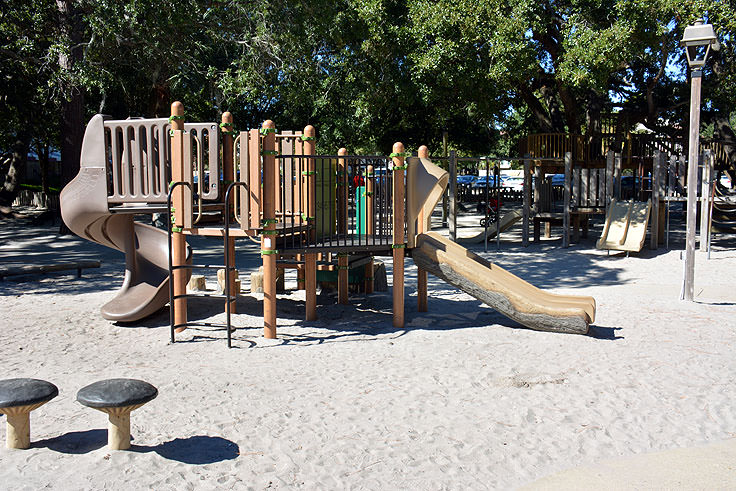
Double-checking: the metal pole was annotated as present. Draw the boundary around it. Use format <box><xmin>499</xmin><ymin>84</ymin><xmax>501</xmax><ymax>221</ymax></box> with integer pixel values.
<box><xmin>484</xmin><ymin>158</ymin><xmax>489</xmax><ymax>252</ymax></box>
<box><xmin>442</xmin><ymin>131</ymin><xmax>449</xmax><ymax>227</ymax></box>
<box><xmin>449</xmin><ymin>150</ymin><xmax>457</xmax><ymax>241</ymax></box>
<box><xmin>495</xmin><ymin>163</ymin><xmax>500</xmax><ymax>252</ymax></box>
<box><xmin>682</xmin><ymin>70</ymin><xmax>702</xmax><ymax>301</ymax></box>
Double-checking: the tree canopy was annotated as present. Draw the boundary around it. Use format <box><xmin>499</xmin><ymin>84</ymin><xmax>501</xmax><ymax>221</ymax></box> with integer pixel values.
<box><xmin>1</xmin><ymin>0</ymin><xmax>733</xmax><ymax>194</ymax></box>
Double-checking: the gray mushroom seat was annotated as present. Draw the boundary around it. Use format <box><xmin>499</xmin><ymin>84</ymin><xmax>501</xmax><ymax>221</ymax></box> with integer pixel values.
<box><xmin>77</xmin><ymin>379</ymin><xmax>157</xmax><ymax>451</ymax></box>
<box><xmin>0</xmin><ymin>378</ymin><xmax>59</xmax><ymax>449</ymax></box>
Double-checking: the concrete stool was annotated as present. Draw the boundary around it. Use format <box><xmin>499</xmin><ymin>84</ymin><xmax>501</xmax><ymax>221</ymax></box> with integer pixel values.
<box><xmin>76</xmin><ymin>379</ymin><xmax>157</xmax><ymax>450</ymax></box>
<box><xmin>0</xmin><ymin>378</ymin><xmax>58</xmax><ymax>449</ymax></box>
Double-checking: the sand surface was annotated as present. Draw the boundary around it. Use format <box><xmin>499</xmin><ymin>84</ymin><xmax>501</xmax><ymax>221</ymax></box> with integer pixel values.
<box><xmin>1</xmin><ymin>209</ymin><xmax>735</xmax><ymax>489</ymax></box>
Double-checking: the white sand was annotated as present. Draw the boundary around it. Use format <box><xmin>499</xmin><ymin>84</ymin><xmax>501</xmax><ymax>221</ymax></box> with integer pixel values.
<box><xmin>1</xmin><ymin>213</ymin><xmax>736</xmax><ymax>489</ymax></box>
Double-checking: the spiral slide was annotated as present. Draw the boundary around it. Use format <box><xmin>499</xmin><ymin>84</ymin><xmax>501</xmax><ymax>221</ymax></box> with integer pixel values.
<box><xmin>60</xmin><ymin>115</ymin><xmax>188</xmax><ymax>322</ymax></box>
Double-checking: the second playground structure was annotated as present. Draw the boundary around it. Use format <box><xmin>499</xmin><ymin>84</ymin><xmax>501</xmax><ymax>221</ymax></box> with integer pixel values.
<box><xmin>60</xmin><ymin>102</ymin><xmax>596</xmax><ymax>346</ymax></box>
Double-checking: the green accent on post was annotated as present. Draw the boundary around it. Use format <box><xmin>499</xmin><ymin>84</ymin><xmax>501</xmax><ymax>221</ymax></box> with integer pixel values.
<box><xmin>172</xmin><ymin>226</ymin><xmax>183</xmax><ymax>233</ymax></box>
<box><xmin>169</xmin><ymin>130</ymin><xmax>175</xmax><ymax>136</ymax></box>
<box><xmin>219</xmin><ymin>122</ymin><xmax>233</xmax><ymax>128</ymax></box>
<box><xmin>300</xmin><ymin>135</ymin><xmax>315</xmax><ymax>141</ymax></box>
<box><xmin>300</xmin><ymin>213</ymin><xmax>316</xmax><ymax>221</ymax></box>
<box><xmin>392</xmin><ymin>165</ymin><xmax>408</xmax><ymax>171</ymax></box>
<box><xmin>296</xmin><ymin>278</ymin><xmax>305</xmax><ymax>283</ymax></box>
<box><xmin>259</xmin><ymin>127</ymin><xmax>277</xmax><ymax>135</ymax></box>
<box><xmin>261</xmin><ymin>229</ymin><xmax>279</xmax><ymax>235</ymax></box>
<box><xmin>392</xmin><ymin>243</ymin><xmax>406</xmax><ymax>249</ymax></box>
<box><xmin>261</xmin><ymin>218</ymin><xmax>278</xmax><ymax>226</ymax></box>
<box><xmin>362</xmin><ymin>191</ymin><xmax>373</xmax><ymax>197</ymax></box>
<box><xmin>261</xmin><ymin>249</ymin><xmax>279</xmax><ymax>255</ymax></box>
<box><xmin>337</xmin><ymin>266</ymin><xmax>350</xmax><ymax>271</ymax></box>
<box><xmin>260</xmin><ymin>150</ymin><xmax>279</xmax><ymax>156</ymax></box>
<box><xmin>301</xmin><ymin>170</ymin><xmax>316</xmax><ymax>176</ymax></box>
<box><xmin>221</xmin><ymin>130</ymin><xmax>237</xmax><ymax>136</ymax></box>
<box><xmin>389</xmin><ymin>151</ymin><xmax>411</xmax><ymax>158</ymax></box>
<box><xmin>168</xmin><ymin>115</ymin><xmax>185</xmax><ymax>123</ymax></box>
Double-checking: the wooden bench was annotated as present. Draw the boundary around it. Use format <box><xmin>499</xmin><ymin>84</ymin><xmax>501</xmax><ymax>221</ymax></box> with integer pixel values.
<box><xmin>0</xmin><ymin>261</ymin><xmax>101</xmax><ymax>280</ymax></box>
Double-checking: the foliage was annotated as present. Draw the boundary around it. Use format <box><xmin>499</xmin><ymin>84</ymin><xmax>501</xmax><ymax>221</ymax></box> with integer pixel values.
<box><xmin>1</xmin><ymin>0</ymin><xmax>735</xmax><ymax>171</ymax></box>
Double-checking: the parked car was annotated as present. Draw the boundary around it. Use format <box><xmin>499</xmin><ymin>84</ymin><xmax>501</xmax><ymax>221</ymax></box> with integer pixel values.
<box><xmin>456</xmin><ymin>175</ymin><xmax>477</xmax><ymax>186</ymax></box>
<box><xmin>472</xmin><ymin>175</ymin><xmax>500</xmax><ymax>189</ymax></box>
<box><xmin>502</xmin><ymin>176</ymin><xmax>525</xmax><ymax>191</ymax></box>
<box><xmin>549</xmin><ymin>174</ymin><xmax>565</xmax><ymax>186</ymax></box>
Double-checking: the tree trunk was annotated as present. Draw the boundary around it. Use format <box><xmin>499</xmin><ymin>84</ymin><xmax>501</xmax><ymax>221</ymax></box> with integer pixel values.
<box><xmin>714</xmin><ymin>115</ymin><xmax>736</xmax><ymax>177</ymax></box>
<box><xmin>0</xmin><ymin>135</ymin><xmax>29</xmax><ymax>209</ymax></box>
<box><xmin>57</xmin><ymin>0</ymin><xmax>86</xmax><ymax>234</ymax></box>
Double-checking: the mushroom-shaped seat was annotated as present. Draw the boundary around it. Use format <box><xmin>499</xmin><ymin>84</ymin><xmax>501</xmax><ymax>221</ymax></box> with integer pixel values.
<box><xmin>0</xmin><ymin>378</ymin><xmax>58</xmax><ymax>449</ymax></box>
<box><xmin>76</xmin><ymin>379</ymin><xmax>157</xmax><ymax>450</ymax></box>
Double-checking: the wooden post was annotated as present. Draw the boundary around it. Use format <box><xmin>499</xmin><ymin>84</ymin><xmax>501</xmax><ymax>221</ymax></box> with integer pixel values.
<box><xmin>605</xmin><ymin>150</ymin><xmax>614</xmax><ymax>214</ymax></box>
<box><xmin>651</xmin><ymin>150</ymin><xmax>661</xmax><ymax>250</ymax></box>
<box><xmin>336</xmin><ymin>148</ymin><xmax>349</xmax><ymax>304</ymax></box>
<box><xmin>222</xmin><ymin>112</ymin><xmax>237</xmax><ymax>314</ymax></box>
<box><xmin>416</xmin><ymin>145</ymin><xmax>429</xmax><ymax>312</ymax></box>
<box><xmin>303</xmin><ymin>125</ymin><xmax>317</xmax><ymax>321</ymax></box>
<box><xmin>365</xmin><ymin>164</ymin><xmax>375</xmax><ymax>294</ymax></box>
<box><xmin>522</xmin><ymin>155</ymin><xmax>531</xmax><ymax>247</ymax></box>
<box><xmin>170</xmin><ymin>101</ymin><xmax>188</xmax><ymax>333</ymax></box>
<box><xmin>699</xmin><ymin>149</ymin><xmax>712</xmax><ymax>251</ymax></box>
<box><xmin>533</xmin><ymin>163</ymin><xmax>542</xmax><ymax>214</ymax></box>
<box><xmin>261</xmin><ymin>120</ymin><xmax>277</xmax><ymax>338</ymax></box>
<box><xmin>614</xmin><ymin>152</ymin><xmax>622</xmax><ymax>200</ymax></box>
<box><xmin>683</xmin><ymin>72</ymin><xmax>703</xmax><ymax>301</ymax></box>
<box><xmin>392</xmin><ymin>143</ymin><xmax>406</xmax><ymax>328</ymax></box>
<box><xmin>563</xmin><ymin>152</ymin><xmax>571</xmax><ymax>248</ymax></box>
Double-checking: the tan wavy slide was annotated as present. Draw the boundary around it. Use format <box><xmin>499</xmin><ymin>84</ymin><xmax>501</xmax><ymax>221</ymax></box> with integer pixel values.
<box><xmin>412</xmin><ymin>232</ymin><xmax>595</xmax><ymax>334</ymax></box>
<box><xmin>457</xmin><ymin>209</ymin><xmax>523</xmax><ymax>245</ymax></box>
<box><xmin>596</xmin><ymin>198</ymin><xmax>651</xmax><ymax>252</ymax></box>
<box><xmin>60</xmin><ymin>115</ymin><xmax>189</xmax><ymax>322</ymax></box>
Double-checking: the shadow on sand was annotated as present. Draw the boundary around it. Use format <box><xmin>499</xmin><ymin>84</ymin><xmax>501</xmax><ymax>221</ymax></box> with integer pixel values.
<box><xmin>35</xmin><ymin>430</ymin><xmax>239</xmax><ymax>464</ymax></box>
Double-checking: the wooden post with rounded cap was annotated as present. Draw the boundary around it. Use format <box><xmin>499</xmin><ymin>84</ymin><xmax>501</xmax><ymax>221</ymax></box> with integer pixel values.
<box><xmin>416</xmin><ymin>145</ymin><xmax>429</xmax><ymax>312</ymax></box>
<box><xmin>303</xmin><ymin>125</ymin><xmax>318</xmax><ymax>321</ymax></box>
<box><xmin>222</xmin><ymin>112</ymin><xmax>237</xmax><ymax>314</ymax></box>
<box><xmin>170</xmin><ymin>101</ymin><xmax>188</xmax><ymax>333</ymax></box>
<box><xmin>392</xmin><ymin>142</ymin><xmax>406</xmax><ymax>328</ymax></box>
<box><xmin>261</xmin><ymin>120</ymin><xmax>278</xmax><ymax>338</ymax></box>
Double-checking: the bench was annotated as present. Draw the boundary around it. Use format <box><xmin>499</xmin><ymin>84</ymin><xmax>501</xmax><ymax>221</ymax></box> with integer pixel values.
<box><xmin>0</xmin><ymin>261</ymin><xmax>101</xmax><ymax>280</ymax></box>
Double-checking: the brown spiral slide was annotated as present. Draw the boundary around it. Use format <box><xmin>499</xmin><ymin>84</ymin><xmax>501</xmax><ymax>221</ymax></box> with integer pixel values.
<box><xmin>60</xmin><ymin>115</ymin><xmax>188</xmax><ymax>322</ymax></box>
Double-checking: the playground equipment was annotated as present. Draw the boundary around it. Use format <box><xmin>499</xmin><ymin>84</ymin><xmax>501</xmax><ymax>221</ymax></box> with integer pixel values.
<box><xmin>596</xmin><ymin>199</ymin><xmax>652</xmax><ymax>252</ymax></box>
<box><xmin>60</xmin><ymin>102</ymin><xmax>597</xmax><ymax>344</ymax></box>
<box><xmin>60</xmin><ymin>115</ymin><xmax>192</xmax><ymax>321</ymax></box>
<box><xmin>457</xmin><ymin>210</ymin><xmax>523</xmax><ymax>245</ymax></box>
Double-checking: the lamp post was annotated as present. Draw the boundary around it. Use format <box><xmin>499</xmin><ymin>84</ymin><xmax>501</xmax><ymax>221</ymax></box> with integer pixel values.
<box><xmin>680</xmin><ymin>19</ymin><xmax>719</xmax><ymax>301</ymax></box>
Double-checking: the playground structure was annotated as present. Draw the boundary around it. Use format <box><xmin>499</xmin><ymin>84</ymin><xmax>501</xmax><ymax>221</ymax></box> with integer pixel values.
<box><xmin>60</xmin><ymin>102</ymin><xmax>597</xmax><ymax>346</ymax></box>
<box><xmin>515</xmin><ymin>132</ymin><xmax>724</xmax><ymax>253</ymax></box>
